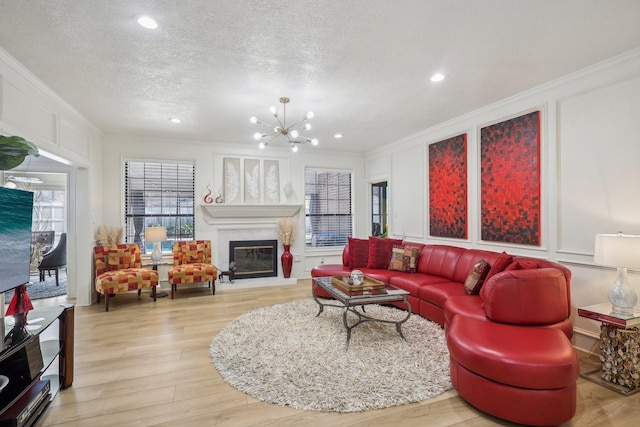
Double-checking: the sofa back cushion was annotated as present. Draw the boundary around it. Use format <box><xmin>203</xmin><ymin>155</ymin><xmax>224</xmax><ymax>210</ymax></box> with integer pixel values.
<box><xmin>482</xmin><ymin>268</ymin><xmax>569</xmax><ymax>326</ymax></box>
<box><xmin>452</xmin><ymin>249</ymin><xmax>504</xmax><ymax>284</ymax></box>
<box><xmin>416</xmin><ymin>245</ymin><xmax>465</xmax><ymax>280</ymax></box>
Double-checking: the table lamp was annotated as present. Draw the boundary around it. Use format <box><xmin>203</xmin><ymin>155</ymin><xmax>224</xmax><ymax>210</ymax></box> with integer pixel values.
<box><xmin>594</xmin><ymin>233</ymin><xmax>640</xmax><ymax>316</ymax></box>
<box><xmin>145</xmin><ymin>226</ymin><xmax>167</xmax><ymax>264</ymax></box>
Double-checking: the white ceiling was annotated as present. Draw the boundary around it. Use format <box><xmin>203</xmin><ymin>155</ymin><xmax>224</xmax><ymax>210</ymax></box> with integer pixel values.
<box><xmin>1</xmin><ymin>0</ymin><xmax>640</xmax><ymax>153</ymax></box>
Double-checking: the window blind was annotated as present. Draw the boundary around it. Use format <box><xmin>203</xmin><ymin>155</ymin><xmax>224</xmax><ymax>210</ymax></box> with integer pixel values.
<box><xmin>304</xmin><ymin>168</ymin><xmax>352</xmax><ymax>248</ymax></box>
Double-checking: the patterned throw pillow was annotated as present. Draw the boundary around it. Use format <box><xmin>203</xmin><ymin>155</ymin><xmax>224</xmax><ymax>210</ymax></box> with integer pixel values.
<box><xmin>388</xmin><ymin>245</ymin><xmax>421</xmax><ymax>273</ymax></box>
<box><xmin>182</xmin><ymin>242</ymin><xmax>206</xmax><ymax>263</ymax></box>
<box><xmin>107</xmin><ymin>247</ymin><xmax>133</xmax><ymax>271</ymax></box>
<box><xmin>367</xmin><ymin>236</ymin><xmax>403</xmax><ymax>269</ymax></box>
<box><xmin>464</xmin><ymin>258</ymin><xmax>490</xmax><ymax>295</ymax></box>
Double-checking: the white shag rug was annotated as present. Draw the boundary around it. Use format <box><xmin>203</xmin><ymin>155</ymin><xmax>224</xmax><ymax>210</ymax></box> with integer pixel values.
<box><xmin>210</xmin><ymin>299</ymin><xmax>451</xmax><ymax>412</ymax></box>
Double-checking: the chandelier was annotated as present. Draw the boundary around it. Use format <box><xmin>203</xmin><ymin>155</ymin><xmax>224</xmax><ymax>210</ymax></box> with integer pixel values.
<box><xmin>250</xmin><ymin>97</ymin><xmax>318</xmax><ymax>152</ymax></box>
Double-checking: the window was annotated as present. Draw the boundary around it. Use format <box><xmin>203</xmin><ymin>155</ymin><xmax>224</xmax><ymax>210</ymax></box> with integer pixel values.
<box><xmin>305</xmin><ymin>168</ymin><xmax>352</xmax><ymax>248</ymax></box>
<box><xmin>124</xmin><ymin>160</ymin><xmax>195</xmax><ymax>254</ymax></box>
<box><xmin>32</xmin><ymin>189</ymin><xmax>66</xmax><ymax>237</ymax></box>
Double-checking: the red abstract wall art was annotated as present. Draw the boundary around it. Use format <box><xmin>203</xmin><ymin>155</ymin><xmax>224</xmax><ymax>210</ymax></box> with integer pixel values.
<box><xmin>480</xmin><ymin>111</ymin><xmax>540</xmax><ymax>246</ymax></box>
<box><xmin>429</xmin><ymin>134</ymin><xmax>467</xmax><ymax>239</ymax></box>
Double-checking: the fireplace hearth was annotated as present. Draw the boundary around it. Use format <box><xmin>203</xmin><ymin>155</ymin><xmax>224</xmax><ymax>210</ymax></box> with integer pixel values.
<box><xmin>229</xmin><ymin>239</ymin><xmax>278</xmax><ymax>279</ymax></box>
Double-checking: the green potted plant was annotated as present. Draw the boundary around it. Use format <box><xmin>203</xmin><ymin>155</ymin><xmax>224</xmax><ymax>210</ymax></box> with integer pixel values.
<box><xmin>0</xmin><ymin>135</ymin><xmax>39</xmax><ymax>170</ymax></box>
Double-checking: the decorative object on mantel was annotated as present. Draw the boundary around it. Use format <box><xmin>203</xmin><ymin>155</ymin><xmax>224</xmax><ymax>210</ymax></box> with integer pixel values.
<box><xmin>95</xmin><ymin>225</ymin><xmax>124</xmax><ymax>245</ymax></box>
<box><xmin>277</xmin><ymin>217</ymin><xmax>297</xmax><ymax>278</ymax></box>
<box><xmin>210</xmin><ymin>299</ymin><xmax>451</xmax><ymax>412</ymax></box>
<box><xmin>250</xmin><ymin>97</ymin><xmax>319</xmax><ymax>152</ymax></box>
<box><xmin>264</xmin><ymin>159</ymin><xmax>280</xmax><ymax>203</ymax></box>
<box><xmin>223</xmin><ymin>157</ymin><xmax>240</xmax><ymax>203</ymax></box>
<box><xmin>215</xmin><ymin>191</ymin><xmax>223</xmax><ymax>204</ymax></box>
<box><xmin>594</xmin><ymin>232</ymin><xmax>640</xmax><ymax>316</ymax></box>
<box><xmin>244</xmin><ymin>159</ymin><xmax>260</xmax><ymax>202</ymax></box>
<box><xmin>203</xmin><ymin>184</ymin><xmax>214</xmax><ymax>204</ymax></box>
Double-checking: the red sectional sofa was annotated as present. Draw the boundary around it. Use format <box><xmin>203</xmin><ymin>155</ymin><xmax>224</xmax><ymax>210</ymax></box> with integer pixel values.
<box><xmin>311</xmin><ymin>239</ymin><xmax>579</xmax><ymax>426</ymax></box>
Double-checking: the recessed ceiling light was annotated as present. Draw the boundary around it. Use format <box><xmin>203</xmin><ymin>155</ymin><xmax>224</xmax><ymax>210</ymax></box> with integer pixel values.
<box><xmin>137</xmin><ymin>16</ymin><xmax>158</xmax><ymax>29</ymax></box>
<box><xmin>169</xmin><ymin>117</ymin><xmax>182</xmax><ymax>124</ymax></box>
<box><xmin>430</xmin><ymin>73</ymin><xmax>446</xmax><ymax>82</ymax></box>
<box><xmin>334</xmin><ymin>133</ymin><xmax>343</xmax><ymax>139</ymax></box>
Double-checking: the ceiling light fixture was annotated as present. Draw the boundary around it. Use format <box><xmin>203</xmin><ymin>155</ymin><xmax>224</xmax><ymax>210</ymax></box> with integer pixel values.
<box><xmin>250</xmin><ymin>97</ymin><xmax>318</xmax><ymax>152</ymax></box>
<box><xmin>334</xmin><ymin>133</ymin><xmax>344</xmax><ymax>139</ymax></box>
<box><xmin>169</xmin><ymin>117</ymin><xmax>182</xmax><ymax>124</ymax></box>
<box><xmin>430</xmin><ymin>73</ymin><xmax>446</xmax><ymax>82</ymax></box>
<box><xmin>137</xmin><ymin>15</ymin><xmax>158</xmax><ymax>29</ymax></box>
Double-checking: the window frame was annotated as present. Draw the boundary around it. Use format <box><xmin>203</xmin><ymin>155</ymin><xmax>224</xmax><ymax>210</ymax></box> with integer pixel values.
<box><xmin>304</xmin><ymin>167</ymin><xmax>353</xmax><ymax>249</ymax></box>
<box><xmin>123</xmin><ymin>158</ymin><xmax>196</xmax><ymax>254</ymax></box>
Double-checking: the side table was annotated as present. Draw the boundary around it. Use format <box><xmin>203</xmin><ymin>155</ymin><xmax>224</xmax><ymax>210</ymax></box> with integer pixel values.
<box><xmin>577</xmin><ymin>302</ymin><xmax>640</xmax><ymax>395</ymax></box>
<box><xmin>143</xmin><ymin>261</ymin><xmax>171</xmax><ymax>298</ymax></box>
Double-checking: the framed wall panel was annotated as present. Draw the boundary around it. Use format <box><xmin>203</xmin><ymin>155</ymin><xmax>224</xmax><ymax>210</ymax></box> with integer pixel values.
<box><xmin>244</xmin><ymin>158</ymin><xmax>261</xmax><ymax>202</ymax></box>
<box><xmin>428</xmin><ymin>134</ymin><xmax>467</xmax><ymax>239</ymax></box>
<box><xmin>223</xmin><ymin>157</ymin><xmax>241</xmax><ymax>203</ymax></box>
<box><xmin>480</xmin><ymin>111</ymin><xmax>541</xmax><ymax>246</ymax></box>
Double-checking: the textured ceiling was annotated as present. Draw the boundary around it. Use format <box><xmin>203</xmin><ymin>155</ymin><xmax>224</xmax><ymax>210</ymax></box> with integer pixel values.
<box><xmin>1</xmin><ymin>0</ymin><xmax>640</xmax><ymax>153</ymax></box>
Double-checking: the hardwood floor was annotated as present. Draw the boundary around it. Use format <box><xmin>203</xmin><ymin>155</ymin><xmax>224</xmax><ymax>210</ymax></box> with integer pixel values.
<box><xmin>32</xmin><ymin>280</ymin><xmax>640</xmax><ymax>426</ymax></box>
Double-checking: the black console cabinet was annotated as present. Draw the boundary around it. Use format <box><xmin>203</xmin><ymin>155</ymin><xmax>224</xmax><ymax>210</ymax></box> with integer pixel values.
<box><xmin>0</xmin><ymin>304</ymin><xmax>74</xmax><ymax>426</ymax></box>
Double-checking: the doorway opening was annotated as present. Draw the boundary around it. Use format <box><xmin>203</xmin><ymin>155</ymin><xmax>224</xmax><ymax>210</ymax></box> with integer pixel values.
<box><xmin>371</xmin><ymin>181</ymin><xmax>388</xmax><ymax>237</ymax></box>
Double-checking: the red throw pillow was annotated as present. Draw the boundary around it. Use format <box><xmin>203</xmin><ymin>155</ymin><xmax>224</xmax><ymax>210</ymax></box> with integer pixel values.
<box><xmin>505</xmin><ymin>260</ymin><xmax>539</xmax><ymax>271</ymax></box>
<box><xmin>367</xmin><ymin>236</ymin><xmax>403</xmax><ymax>269</ymax></box>
<box><xmin>464</xmin><ymin>258</ymin><xmax>490</xmax><ymax>295</ymax></box>
<box><xmin>484</xmin><ymin>251</ymin><xmax>513</xmax><ymax>283</ymax></box>
<box><xmin>348</xmin><ymin>237</ymin><xmax>370</xmax><ymax>268</ymax></box>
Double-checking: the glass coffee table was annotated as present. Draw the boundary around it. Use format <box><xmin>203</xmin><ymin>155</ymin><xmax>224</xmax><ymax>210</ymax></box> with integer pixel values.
<box><xmin>312</xmin><ymin>276</ymin><xmax>412</xmax><ymax>350</ymax></box>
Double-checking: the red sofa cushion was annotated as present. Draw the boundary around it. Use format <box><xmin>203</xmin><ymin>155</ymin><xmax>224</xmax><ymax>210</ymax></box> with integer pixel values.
<box><xmin>367</xmin><ymin>237</ymin><xmax>403</xmax><ymax>269</ymax></box>
<box><xmin>447</xmin><ymin>315</ymin><xmax>578</xmax><ymax>390</ymax></box>
<box><xmin>348</xmin><ymin>237</ymin><xmax>369</xmax><ymax>268</ymax></box>
<box><xmin>443</xmin><ymin>295</ymin><xmax>485</xmax><ymax>328</ymax></box>
<box><xmin>416</xmin><ymin>245</ymin><xmax>465</xmax><ymax>279</ymax></box>
<box><xmin>483</xmin><ymin>251</ymin><xmax>512</xmax><ymax>283</ymax></box>
<box><xmin>418</xmin><ymin>281</ymin><xmax>467</xmax><ymax>308</ymax></box>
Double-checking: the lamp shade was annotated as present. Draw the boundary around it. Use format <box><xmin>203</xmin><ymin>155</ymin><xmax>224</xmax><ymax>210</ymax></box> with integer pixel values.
<box><xmin>594</xmin><ymin>233</ymin><xmax>640</xmax><ymax>268</ymax></box>
<box><xmin>145</xmin><ymin>226</ymin><xmax>167</xmax><ymax>243</ymax></box>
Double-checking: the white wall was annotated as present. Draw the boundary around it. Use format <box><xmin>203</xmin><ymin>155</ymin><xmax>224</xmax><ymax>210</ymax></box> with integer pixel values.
<box><xmin>366</xmin><ymin>48</ymin><xmax>640</xmax><ymax>349</ymax></box>
<box><xmin>0</xmin><ymin>47</ymin><xmax>102</xmax><ymax>306</ymax></box>
<box><xmin>100</xmin><ymin>134</ymin><xmax>366</xmax><ymax>279</ymax></box>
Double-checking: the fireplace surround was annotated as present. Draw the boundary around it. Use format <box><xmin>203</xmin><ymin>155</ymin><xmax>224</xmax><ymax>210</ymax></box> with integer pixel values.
<box><xmin>200</xmin><ymin>204</ymin><xmax>302</xmax><ymax>289</ymax></box>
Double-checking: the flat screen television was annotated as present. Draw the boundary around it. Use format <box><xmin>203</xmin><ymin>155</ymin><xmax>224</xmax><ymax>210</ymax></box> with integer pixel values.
<box><xmin>0</xmin><ymin>187</ymin><xmax>34</xmax><ymax>295</ymax></box>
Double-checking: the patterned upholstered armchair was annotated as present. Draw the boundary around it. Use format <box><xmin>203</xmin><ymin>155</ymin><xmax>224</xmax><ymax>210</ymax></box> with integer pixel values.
<box><xmin>94</xmin><ymin>243</ymin><xmax>159</xmax><ymax>311</ymax></box>
<box><xmin>167</xmin><ymin>240</ymin><xmax>217</xmax><ymax>299</ymax></box>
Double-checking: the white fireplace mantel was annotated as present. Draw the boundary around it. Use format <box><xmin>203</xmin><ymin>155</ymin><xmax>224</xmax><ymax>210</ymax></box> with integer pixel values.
<box><xmin>200</xmin><ymin>204</ymin><xmax>302</xmax><ymax>223</ymax></box>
